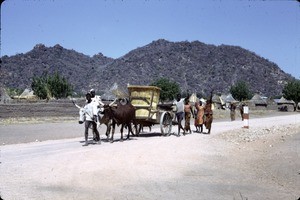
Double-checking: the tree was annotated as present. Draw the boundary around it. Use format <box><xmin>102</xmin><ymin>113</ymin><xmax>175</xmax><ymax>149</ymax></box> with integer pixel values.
<box><xmin>282</xmin><ymin>79</ymin><xmax>300</xmax><ymax>104</ymax></box>
<box><xmin>230</xmin><ymin>81</ymin><xmax>251</xmax><ymax>101</ymax></box>
<box><xmin>31</xmin><ymin>72</ymin><xmax>73</xmax><ymax>99</ymax></box>
<box><xmin>31</xmin><ymin>75</ymin><xmax>48</xmax><ymax>99</ymax></box>
<box><xmin>150</xmin><ymin>78</ymin><xmax>180</xmax><ymax>102</ymax></box>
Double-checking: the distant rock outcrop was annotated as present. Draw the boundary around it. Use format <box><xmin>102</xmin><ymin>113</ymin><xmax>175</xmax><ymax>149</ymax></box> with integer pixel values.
<box><xmin>0</xmin><ymin>39</ymin><xmax>294</xmax><ymax>97</ymax></box>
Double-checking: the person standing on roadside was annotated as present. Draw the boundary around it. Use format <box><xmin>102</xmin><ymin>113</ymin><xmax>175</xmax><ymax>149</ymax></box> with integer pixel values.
<box><xmin>194</xmin><ymin>100</ymin><xmax>205</xmax><ymax>133</ymax></box>
<box><xmin>239</xmin><ymin>103</ymin><xmax>245</xmax><ymax>121</ymax></box>
<box><xmin>83</xmin><ymin>93</ymin><xmax>100</xmax><ymax>146</ymax></box>
<box><xmin>230</xmin><ymin>102</ymin><xmax>236</xmax><ymax>121</ymax></box>
<box><xmin>173</xmin><ymin>94</ymin><xmax>185</xmax><ymax>136</ymax></box>
<box><xmin>184</xmin><ymin>98</ymin><xmax>194</xmax><ymax>134</ymax></box>
<box><xmin>204</xmin><ymin>91</ymin><xmax>213</xmax><ymax>134</ymax></box>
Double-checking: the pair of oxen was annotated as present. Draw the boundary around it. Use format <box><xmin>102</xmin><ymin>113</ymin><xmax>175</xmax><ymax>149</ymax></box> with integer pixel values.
<box><xmin>74</xmin><ymin>98</ymin><xmax>137</xmax><ymax>143</ymax></box>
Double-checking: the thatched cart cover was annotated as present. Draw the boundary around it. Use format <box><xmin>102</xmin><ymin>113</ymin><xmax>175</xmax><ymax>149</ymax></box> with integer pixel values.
<box><xmin>128</xmin><ymin>85</ymin><xmax>161</xmax><ymax>120</ymax></box>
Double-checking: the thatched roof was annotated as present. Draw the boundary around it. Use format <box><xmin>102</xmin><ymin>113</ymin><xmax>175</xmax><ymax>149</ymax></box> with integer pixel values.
<box><xmin>276</xmin><ymin>96</ymin><xmax>295</xmax><ymax>105</ymax></box>
<box><xmin>250</xmin><ymin>94</ymin><xmax>267</xmax><ymax>105</ymax></box>
<box><xmin>189</xmin><ymin>93</ymin><xmax>198</xmax><ymax>103</ymax></box>
<box><xmin>224</xmin><ymin>94</ymin><xmax>238</xmax><ymax>103</ymax></box>
<box><xmin>13</xmin><ymin>88</ymin><xmax>37</xmax><ymax>99</ymax></box>
<box><xmin>212</xmin><ymin>94</ymin><xmax>225</xmax><ymax>104</ymax></box>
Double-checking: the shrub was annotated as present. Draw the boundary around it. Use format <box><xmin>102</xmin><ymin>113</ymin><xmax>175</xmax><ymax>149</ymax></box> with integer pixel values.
<box><xmin>31</xmin><ymin>72</ymin><xmax>73</xmax><ymax>99</ymax></box>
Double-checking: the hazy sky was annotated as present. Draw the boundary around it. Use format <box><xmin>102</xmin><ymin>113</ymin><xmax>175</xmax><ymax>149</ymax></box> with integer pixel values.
<box><xmin>1</xmin><ymin>0</ymin><xmax>299</xmax><ymax>78</ymax></box>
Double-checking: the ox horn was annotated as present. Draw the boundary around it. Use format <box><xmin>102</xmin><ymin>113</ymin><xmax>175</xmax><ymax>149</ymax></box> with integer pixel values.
<box><xmin>72</xmin><ymin>100</ymin><xmax>81</xmax><ymax>109</ymax></box>
<box><xmin>99</xmin><ymin>100</ymin><xmax>105</xmax><ymax>106</ymax></box>
<box><xmin>109</xmin><ymin>99</ymin><xmax>117</xmax><ymax>106</ymax></box>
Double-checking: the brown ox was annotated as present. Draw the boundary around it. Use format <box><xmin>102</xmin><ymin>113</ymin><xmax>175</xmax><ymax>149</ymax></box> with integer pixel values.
<box><xmin>100</xmin><ymin>98</ymin><xmax>137</xmax><ymax>143</ymax></box>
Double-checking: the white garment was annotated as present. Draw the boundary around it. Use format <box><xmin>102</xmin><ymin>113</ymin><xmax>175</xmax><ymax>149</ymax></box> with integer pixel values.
<box><xmin>84</xmin><ymin>102</ymin><xmax>98</xmax><ymax>121</ymax></box>
<box><xmin>91</xmin><ymin>95</ymin><xmax>102</xmax><ymax>104</ymax></box>
<box><xmin>173</xmin><ymin>98</ymin><xmax>184</xmax><ymax>113</ymax></box>
<box><xmin>91</xmin><ymin>95</ymin><xmax>104</xmax><ymax>112</ymax></box>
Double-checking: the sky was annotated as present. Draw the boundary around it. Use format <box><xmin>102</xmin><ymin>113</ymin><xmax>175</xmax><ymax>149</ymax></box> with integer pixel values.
<box><xmin>1</xmin><ymin>0</ymin><xmax>300</xmax><ymax>78</ymax></box>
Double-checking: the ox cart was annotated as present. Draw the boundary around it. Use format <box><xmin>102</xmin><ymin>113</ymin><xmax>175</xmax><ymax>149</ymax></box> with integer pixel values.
<box><xmin>128</xmin><ymin>85</ymin><xmax>175</xmax><ymax>136</ymax></box>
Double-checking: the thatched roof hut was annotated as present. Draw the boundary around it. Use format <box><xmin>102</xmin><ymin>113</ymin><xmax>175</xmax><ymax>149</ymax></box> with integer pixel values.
<box><xmin>212</xmin><ymin>94</ymin><xmax>225</xmax><ymax>109</ymax></box>
<box><xmin>275</xmin><ymin>96</ymin><xmax>296</xmax><ymax>111</ymax></box>
<box><xmin>189</xmin><ymin>93</ymin><xmax>198</xmax><ymax>105</ymax></box>
<box><xmin>13</xmin><ymin>88</ymin><xmax>37</xmax><ymax>100</ymax></box>
<box><xmin>276</xmin><ymin>96</ymin><xmax>295</xmax><ymax>105</ymax></box>
<box><xmin>249</xmin><ymin>94</ymin><xmax>267</xmax><ymax>107</ymax></box>
<box><xmin>224</xmin><ymin>94</ymin><xmax>238</xmax><ymax>103</ymax></box>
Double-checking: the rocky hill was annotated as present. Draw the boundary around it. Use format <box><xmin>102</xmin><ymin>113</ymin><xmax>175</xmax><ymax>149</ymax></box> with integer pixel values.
<box><xmin>0</xmin><ymin>39</ymin><xmax>294</xmax><ymax>97</ymax></box>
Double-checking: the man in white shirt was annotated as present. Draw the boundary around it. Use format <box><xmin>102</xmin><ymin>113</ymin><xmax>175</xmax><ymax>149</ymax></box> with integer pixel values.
<box><xmin>90</xmin><ymin>89</ymin><xmax>105</xmax><ymax>134</ymax></box>
<box><xmin>83</xmin><ymin>93</ymin><xmax>100</xmax><ymax>146</ymax></box>
<box><xmin>173</xmin><ymin>94</ymin><xmax>185</xmax><ymax>136</ymax></box>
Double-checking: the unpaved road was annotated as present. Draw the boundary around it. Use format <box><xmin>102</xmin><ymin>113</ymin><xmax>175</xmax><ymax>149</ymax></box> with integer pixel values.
<box><xmin>0</xmin><ymin>114</ymin><xmax>299</xmax><ymax>200</ymax></box>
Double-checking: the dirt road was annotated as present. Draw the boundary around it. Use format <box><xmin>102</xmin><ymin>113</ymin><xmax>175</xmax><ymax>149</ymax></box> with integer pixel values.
<box><xmin>0</xmin><ymin>114</ymin><xmax>299</xmax><ymax>200</ymax></box>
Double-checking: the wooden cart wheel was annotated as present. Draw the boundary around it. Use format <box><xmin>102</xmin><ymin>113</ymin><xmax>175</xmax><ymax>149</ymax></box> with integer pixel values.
<box><xmin>160</xmin><ymin>111</ymin><xmax>172</xmax><ymax>136</ymax></box>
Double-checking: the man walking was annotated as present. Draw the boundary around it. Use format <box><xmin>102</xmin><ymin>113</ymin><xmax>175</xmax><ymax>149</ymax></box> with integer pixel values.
<box><xmin>174</xmin><ymin>94</ymin><xmax>185</xmax><ymax>136</ymax></box>
<box><xmin>83</xmin><ymin>93</ymin><xmax>100</xmax><ymax>146</ymax></box>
